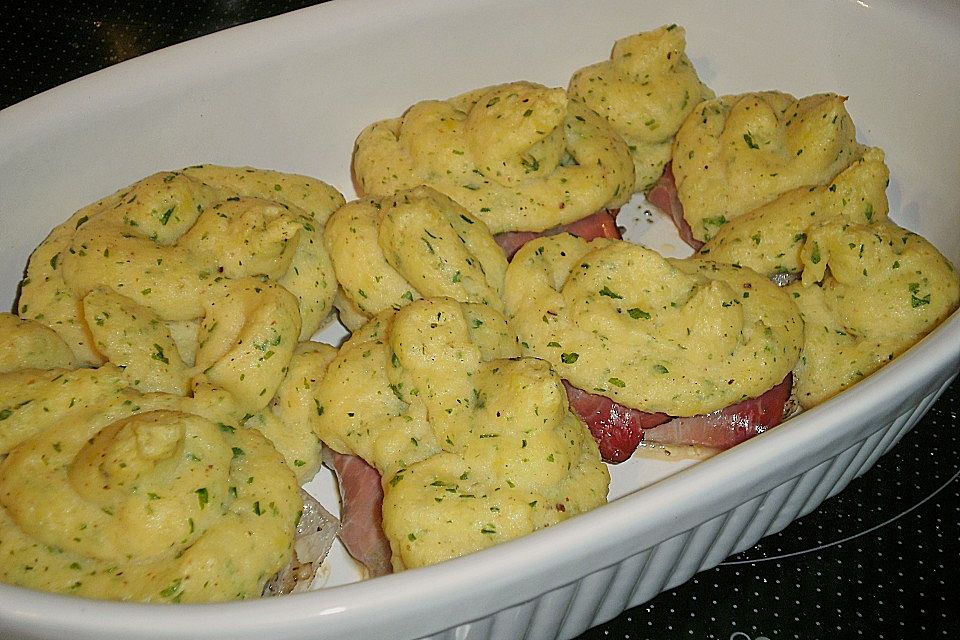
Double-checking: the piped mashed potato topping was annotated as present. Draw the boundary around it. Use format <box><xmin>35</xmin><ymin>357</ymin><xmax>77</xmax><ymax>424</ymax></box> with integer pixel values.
<box><xmin>17</xmin><ymin>164</ymin><xmax>344</xmax><ymax>366</ymax></box>
<box><xmin>0</xmin><ymin>313</ymin><xmax>78</xmax><ymax>373</ymax></box>
<box><xmin>699</xmin><ymin>147</ymin><xmax>889</xmax><ymax>276</ymax></box>
<box><xmin>672</xmin><ymin>91</ymin><xmax>864</xmax><ymax>242</ymax></box>
<box><xmin>504</xmin><ymin>235</ymin><xmax>803</xmax><ymax>416</ymax></box>
<box><xmin>569</xmin><ymin>24</ymin><xmax>715</xmax><ymax>192</ymax></box>
<box><xmin>253</xmin><ymin>341</ymin><xmax>339</xmax><ymax>484</ymax></box>
<box><xmin>691</xmin><ymin>146</ymin><xmax>960</xmax><ymax>407</ymax></box>
<box><xmin>312</xmin><ymin>298</ymin><xmax>609</xmax><ymax>570</ymax></box>
<box><xmin>0</xmin><ymin>316</ymin><xmax>300</xmax><ymax>602</ymax></box>
<box><xmin>324</xmin><ymin>186</ymin><xmax>508</xmax><ymax>330</ymax></box>
<box><xmin>1</xmin><ymin>166</ymin><xmax>349</xmax><ymax>601</ymax></box>
<box><xmin>14</xmin><ymin>165</ymin><xmax>345</xmax><ymax>475</ymax></box>
<box><xmin>352</xmin><ymin>81</ymin><xmax>635</xmax><ymax>233</ymax></box>
<box><xmin>786</xmin><ymin>220</ymin><xmax>959</xmax><ymax>408</ymax></box>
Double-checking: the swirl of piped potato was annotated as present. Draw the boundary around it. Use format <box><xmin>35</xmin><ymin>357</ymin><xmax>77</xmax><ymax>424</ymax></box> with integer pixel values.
<box><xmin>252</xmin><ymin>340</ymin><xmax>339</xmax><ymax>483</ymax></box>
<box><xmin>671</xmin><ymin>91</ymin><xmax>864</xmax><ymax>242</ymax></box>
<box><xmin>324</xmin><ymin>186</ymin><xmax>508</xmax><ymax>330</ymax></box>
<box><xmin>568</xmin><ymin>24</ymin><xmax>714</xmax><ymax>191</ymax></box>
<box><xmin>786</xmin><ymin>219</ymin><xmax>960</xmax><ymax>408</ymax></box>
<box><xmin>13</xmin><ymin>167</ymin><xmax>342</xmax><ymax>481</ymax></box>
<box><xmin>180</xmin><ymin>165</ymin><xmax>343</xmax><ymax>335</ymax></box>
<box><xmin>0</xmin><ymin>313</ymin><xmax>78</xmax><ymax>373</ymax></box>
<box><xmin>69</xmin><ymin>276</ymin><xmax>299</xmax><ymax>418</ymax></box>
<box><xmin>69</xmin><ymin>277</ymin><xmax>320</xmax><ymax>484</ymax></box>
<box><xmin>312</xmin><ymin>297</ymin><xmax>609</xmax><ymax>570</ymax></box>
<box><xmin>699</xmin><ymin>147</ymin><xmax>889</xmax><ymax>276</ymax></box>
<box><xmin>0</xmin><ymin>333</ymin><xmax>301</xmax><ymax>602</ymax></box>
<box><xmin>17</xmin><ymin>166</ymin><xmax>343</xmax><ymax>367</ymax></box>
<box><xmin>352</xmin><ymin>81</ymin><xmax>635</xmax><ymax>233</ymax></box>
<box><xmin>504</xmin><ymin>234</ymin><xmax>803</xmax><ymax>416</ymax></box>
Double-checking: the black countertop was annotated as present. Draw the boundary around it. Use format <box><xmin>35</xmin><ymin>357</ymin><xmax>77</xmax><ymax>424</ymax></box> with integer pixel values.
<box><xmin>2</xmin><ymin>2</ymin><xmax>958</xmax><ymax>638</ymax></box>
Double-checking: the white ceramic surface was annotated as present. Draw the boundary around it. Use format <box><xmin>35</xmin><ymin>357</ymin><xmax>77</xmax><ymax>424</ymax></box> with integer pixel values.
<box><xmin>1</xmin><ymin>1</ymin><xmax>959</xmax><ymax>639</ymax></box>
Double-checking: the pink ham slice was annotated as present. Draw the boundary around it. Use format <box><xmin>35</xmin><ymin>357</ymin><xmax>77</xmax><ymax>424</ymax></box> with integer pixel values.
<box><xmin>563</xmin><ymin>381</ymin><xmax>669</xmax><ymax>463</ymax></box>
<box><xmin>643</xmin><ymin>374</ymin><xmax>793</xmax><ymax>449</ymax></box>
<box><xmin>646</xmin><ymin>162</ymin><xmax>703</xmax><ymax>251</ymax></box>
<box><xmin>494</xmin><ymin>209</ymin><xmax>622</xmax><ymax>260</ymax></box>
<box><xmin>564</xmin><ymin>374</ymin><xmax>793</xmax><ymax>463</ymax></box>
<box><xmin>325</xmin><ymin>448</ymin><xmax>393</xmax><ymax>577</ymax></box>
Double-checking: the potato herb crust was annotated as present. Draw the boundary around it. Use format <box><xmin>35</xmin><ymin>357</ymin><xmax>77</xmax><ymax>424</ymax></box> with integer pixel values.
<box><xmin>672</xmin><ymin>91</ymin><xmax>864</xmax><ymax>242</ymax></box>
<box><xmin>353</xmin><ymin>81</ymin><xmax>635</xmax><ymax>234</ymax></box>
<box><xmin>504</xmin><ymin>235</ymin><xmax>803</xmax><ymax>416</ymax></box>
<box><xmin>0</xmin><ymin>340</ymin><xmax>300</xmax><ymax>603</ymax></box>
<box><xmin>313</xmin><ymin>298</ymin><xmax>609</xmax><ymax>570</ymax></box>
<box><xmin>2</xmin><ymin>166</ymin><xmax>348</xmax><ymax>602</ymax></box>
<box><xmin>569</xmin><ymin>24</ymin><xmax>715</xmax><ymax>192</ymax></box>
<box><xmin>325</xmin><ymin>186</ymin><xmax>507</xmax><ymax>330</ymax></box>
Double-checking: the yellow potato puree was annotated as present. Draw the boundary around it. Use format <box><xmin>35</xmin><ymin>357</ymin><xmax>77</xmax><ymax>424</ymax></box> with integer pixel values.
<box><xmin>17</xmin><ymin>165</ymin><xmax>344</xmax><ymax>367</ymax></box>
<box><xmin>352</xmin><ymin>81</ymin><xmax>635</xmax><ymax>233</ymax></box>
<box><xmin>787</xmin><ymin>220</ymin><xmax>960</xmax><ymax>408</ymax></box>
<box><xmin>1</xmin><ymin>166</ymin><xmax>349</xmax><ymax>602</ymax></box>
<box><xmin>699</xmin><ymin>147</ymin><xmax>889</xmax><ymax>276</ymax></box>
<box><xmin>692</xmin><ymin>146</ymin><xmax>959</xmax><ymax>408</ymax></box>
<box><xmin>14</xmin><ymin>165</ymin><xmax>346</xmax><ymax>476</ymax></box>
<box><xmin>504</xmin><ymin>235</ymin><xmax>803</xmax><ymax>416</ymax></box>
<box><xmin>313</xmin><ymin>298</ymin><xmax>609</xmax><ymax>570</ymax></box>
<box><xmin>0</xmin><ymin>313</ymin><xmax>77</xmax><ymax>373</ymax></box>
<box><xmin>569</xmin><ymin>24</ymin><xmax>714</xmax><ymax>191</ymax></box>
<box><xmin>324</xmin><ymin>186</ymin><xmax>508</xmax><ymax>330</ymax></box>
<box><xmin>672</xmin><ymin>91</ymin><xmax>864</xmax><ymax>242</ymax></box>
<box><xmin>0</xmin><ymin>315</ymin><xmax>301</xmax><ymax>602</ymax></box>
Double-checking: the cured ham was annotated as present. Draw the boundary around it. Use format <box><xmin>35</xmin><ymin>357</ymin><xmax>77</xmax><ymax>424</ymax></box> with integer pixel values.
<box><xmin>563</xmin><ymin>381</ymin><xmax>669</xmax><ymax>463</ymax></box>
<box><xmin>646</xmin><ymin>162</ymin><xmax>703</xmax><ymax>251</ymax></box>
<box><xmin>494</xmin><ymin>209</ymin><xmax>622</xmax><ymax>260</ymax></box>
<box><xmin>643</xmin><ymin>374</ymin><xmax>793</xmax><ymax>449</ymax></box>
<box><xmin>564</xmin><ymin>374</ymin><xmax>793</xmax><ymax>463</ymax></box>
<box><xmin>324</xmin><ymin>448</ymin><xmax>393</xmax><ymax>578</ymax></box>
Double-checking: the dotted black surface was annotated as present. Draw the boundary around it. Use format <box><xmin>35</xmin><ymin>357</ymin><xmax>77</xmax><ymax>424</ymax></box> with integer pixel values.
<box><xmin>1</xmin><ymin>1</ymin><xmax>322</xmax><ymax>110</ymax></box>
<box><xmin>1</xmin><ymin>3</ymin><xmax>958</xmax><ymax>639</ymax></box>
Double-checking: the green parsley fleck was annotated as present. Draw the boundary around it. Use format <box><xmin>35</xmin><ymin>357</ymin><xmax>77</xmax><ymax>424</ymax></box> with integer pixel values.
<box><xmin>810</xmin><ymin>242</ymin><xmax>822</xmax><ymax>264</ymax></box>
<box><xmin>159</xmin><ymin>579</ymin><xmax>183</xmax><ymax>599</ymax></box>
<box><xmin>151</xmin><ymin>344</ymin><xmax>169</xmax><ymax>365</ymax></box>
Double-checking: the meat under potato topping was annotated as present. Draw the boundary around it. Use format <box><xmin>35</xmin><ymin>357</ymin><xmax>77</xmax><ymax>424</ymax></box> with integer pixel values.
<box><xmin>1</xmin><ymin>22</ymin><xmax>958</xmax><ymax>605</ymax></box>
